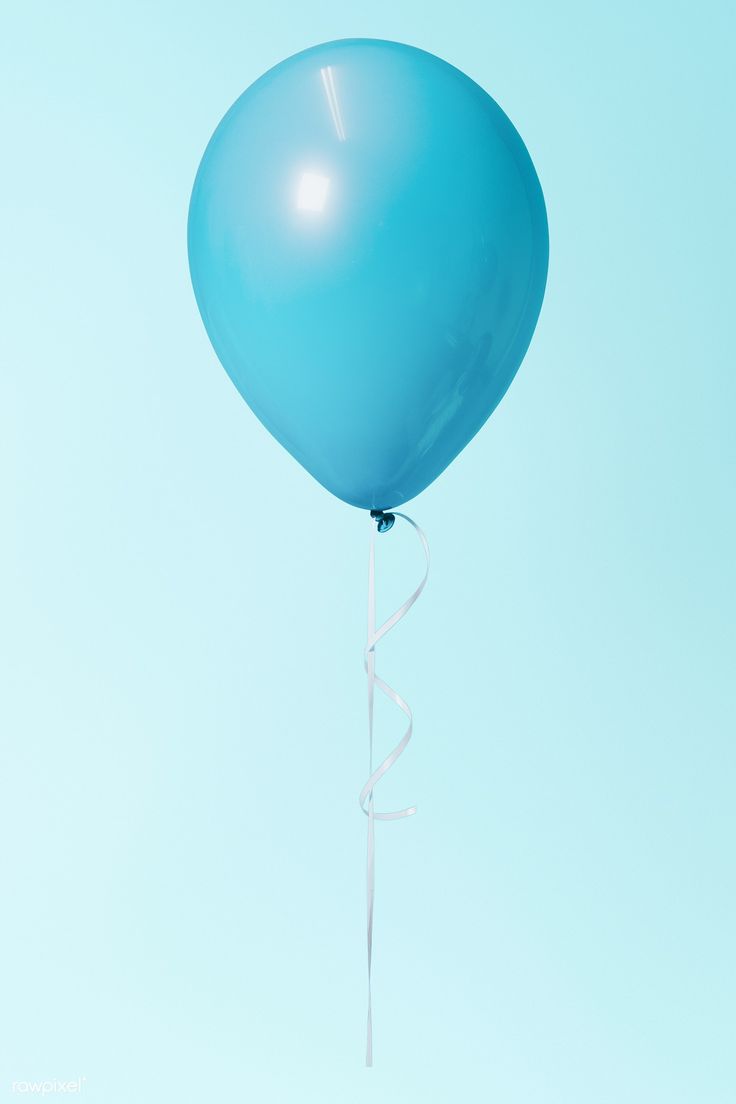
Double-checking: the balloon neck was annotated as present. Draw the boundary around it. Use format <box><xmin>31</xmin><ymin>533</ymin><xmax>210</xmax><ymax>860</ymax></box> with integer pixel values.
<box><xmin>370</xmin><ymin>509</ymin><xmax>395</xmax><ymax>534</ymax></box>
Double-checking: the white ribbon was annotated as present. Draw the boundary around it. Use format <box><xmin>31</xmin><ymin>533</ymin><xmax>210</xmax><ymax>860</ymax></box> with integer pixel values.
<box><xmin>359</xmin><ymin>511</ymin><xmax>430</xmax><ymax>1066</ymax></box>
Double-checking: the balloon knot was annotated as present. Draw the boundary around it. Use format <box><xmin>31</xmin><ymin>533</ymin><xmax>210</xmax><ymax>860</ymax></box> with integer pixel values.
<box><xmin>370</xmin><ymin>509</ymin><xmax>395</xmax><ymax>533</ymax></box>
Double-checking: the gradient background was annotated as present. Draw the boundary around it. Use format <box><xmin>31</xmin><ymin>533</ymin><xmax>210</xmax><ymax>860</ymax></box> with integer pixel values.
<box><xmin>1</xmin><ymin>2</ymin><xmax>734</xmax><ymax>1101</ymax></box>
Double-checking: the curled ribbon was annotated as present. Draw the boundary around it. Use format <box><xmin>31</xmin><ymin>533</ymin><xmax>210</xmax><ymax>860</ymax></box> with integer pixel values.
<box><xmin>359</xmin><ymin>510</ymin><xmax>430</xmax><ymax>1066</ymax></box>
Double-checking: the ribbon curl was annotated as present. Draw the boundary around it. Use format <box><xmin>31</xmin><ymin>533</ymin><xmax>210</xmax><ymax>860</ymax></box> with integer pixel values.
<box><xmin>359</xmin><ymin>510</ymin><xmax>430</xmax><ymax>1066</ymax></box>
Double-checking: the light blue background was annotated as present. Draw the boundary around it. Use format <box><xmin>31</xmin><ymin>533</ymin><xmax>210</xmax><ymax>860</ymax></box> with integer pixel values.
<box><xmin>1</xmin><ymin>3</ymin><xmax>734</xmax><ymax>1102</ymax></box>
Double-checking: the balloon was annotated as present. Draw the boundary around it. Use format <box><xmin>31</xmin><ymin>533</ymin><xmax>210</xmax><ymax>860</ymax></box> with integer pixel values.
<box><xmin>188</xmin><ymin>39</ymin><xmax>548</xmax><ymax>510</ymax></box>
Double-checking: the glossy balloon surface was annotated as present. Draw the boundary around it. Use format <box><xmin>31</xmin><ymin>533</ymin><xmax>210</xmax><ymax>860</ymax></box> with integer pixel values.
<box><xmin>188</xmin><ymin>39</ymin><xmax>548</xmax><ymax>509</ymax></box>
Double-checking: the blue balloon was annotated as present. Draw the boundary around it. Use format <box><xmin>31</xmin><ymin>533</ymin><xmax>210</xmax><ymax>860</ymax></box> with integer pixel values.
<box><xmin>188</xmin><ymin>39</ymin><xmax>548</xmax><ymax>510</ymax></box>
